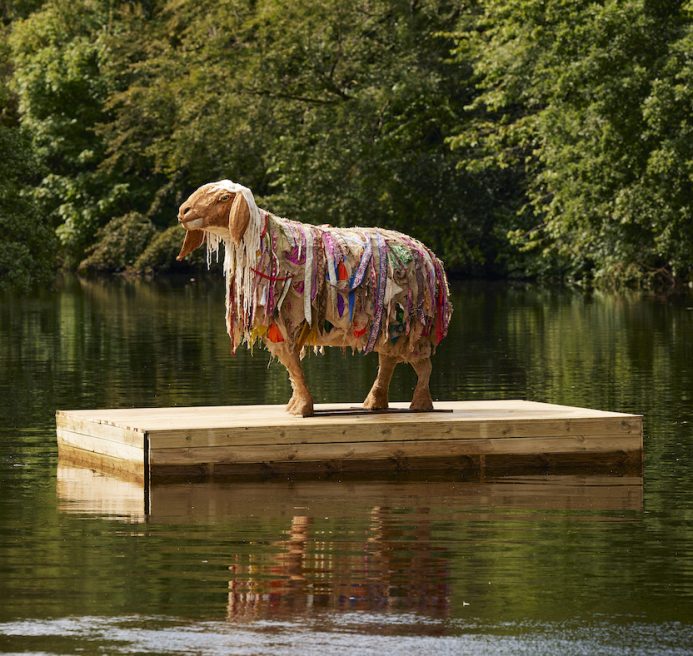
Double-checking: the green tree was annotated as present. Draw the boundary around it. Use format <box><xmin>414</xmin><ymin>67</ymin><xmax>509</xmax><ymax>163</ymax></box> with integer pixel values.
<box><xmin>0</xmin><ymin>22</ymin><xmax>56</xmax><ymax>290</ymax></box>
<box><xmin>1</xmin><ymin>0</ymin><xmax>47</xmax><ymax>25</ymax></box>
<box><xmin>7</xmin><ymin>0</ymin><xmax>688</xmax><ymax>286</ymax></box>
<box><xmin>0</xmin><ymin>125</ymin><xmax>57</xmax><ymax>290</ymax></box>
<box><xmin>100</xmin><ymin>0</ymin><xmax>500</xmax><ymax>272</ymax></box>
<box><xmin>450</xmin><ymin>0</ymin><xmax>692</xmax><ymax>286</ymax></box>
<box><xmin>9</xmin><ymin>0</ymin><xmax>133</xmax><ymax>265</ymax></box>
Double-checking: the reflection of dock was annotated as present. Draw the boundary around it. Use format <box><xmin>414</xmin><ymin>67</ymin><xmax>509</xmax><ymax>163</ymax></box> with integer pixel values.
<box><xmin>56</xmin><ymin>400</ymin><xmax>643</xmax><ymax>481</ymax></box>
<box><xmin>57</xmin><ymin>465</ymin><xmax>643</xmax><ymax>617</ymax></box>
<box><xmin>57</xmin><ymin>464</ymin><xmax>643</xmax><ymax>522</ymax></box>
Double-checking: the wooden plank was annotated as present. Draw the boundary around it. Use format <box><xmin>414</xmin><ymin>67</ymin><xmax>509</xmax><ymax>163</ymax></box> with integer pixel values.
<box><xmin>149</xmin><ymin>451</ymin><xmax>641</xmax><ymax>480</ymax></box>
<box><xmin>57</xmin><ymin>443</ymin><xmax>145</xmax><ymax>483</ymax></box>
<box><xmin>57</xmin><ymin>429</ymin><xmax>144</xmax><ymax>463</ymax></box>
<box><xmin>480</xmin><ymin>449</ymin><xmax>641</xmax><ymax>474</ymax></box>
<box><xmin>56</xmin><ymin>413</ymin><xmax>145</xmax><ymax>448</ymax></box>
<box><xmin>148</xmin><ymin>434</ymin><xmax>640</xmax><ymax>466</ymax></box>
<box><xmin>57</xmin><ymin>400</ymin><xmax>640</xmax><ymax>430</ymax></box>
<box><xmin>146</xmin><ymin>416</ymin><xmax>641</xmax><ymax>449</ymax></box>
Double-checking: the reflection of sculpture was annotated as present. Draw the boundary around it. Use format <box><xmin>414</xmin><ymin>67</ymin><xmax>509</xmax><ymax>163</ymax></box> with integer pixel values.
<box><xmin>227</xmin><ymin>507</ymin><xmax>450</xmax><ymax>619</ymax></box>
<box><xmin>176</xmin><ymin>180</ymin><xmax>452</xmax><ymax>416</ymax></box>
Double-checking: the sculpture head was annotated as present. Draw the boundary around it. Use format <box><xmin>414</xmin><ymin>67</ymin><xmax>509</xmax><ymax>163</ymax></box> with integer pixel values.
<box><xmin>176</xmin><ymin>180</ymin><xmax>252</xmax><ymax>260</ymax></box>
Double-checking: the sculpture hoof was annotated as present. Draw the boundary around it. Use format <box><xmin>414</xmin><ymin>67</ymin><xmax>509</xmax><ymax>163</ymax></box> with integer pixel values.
<box><xmin>363</xmin><ymin>392</ymin><xmax>388</xmax><ymax>410</ymax></box>
<box><xmin>410</xmin><ymin>394</ymin><xmax>434</xmax><ymax>411</ymax></box>
<box><xmin>289</xmin><ymin>399</ymin><xmax>314</xmax><ymax>417</ymax></box>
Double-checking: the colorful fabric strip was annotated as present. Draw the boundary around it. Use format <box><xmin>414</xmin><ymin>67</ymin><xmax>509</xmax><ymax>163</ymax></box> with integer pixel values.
<box><xmin>250</xmin><ymin>267</ymin><xmax>293</xmax><ymax>282</ymax></box>
<box><xmin>348</xmin><ymin>235</ymin><xmax>373</xmax><ymax>323</ymax></box>
<box><xmin>303</xmin><ymin>225</ymin><xmax>313</xmax><ymax>325</ymax></box>
<box><xmin>365</xmin><ymin>232</ymin><xmax>388</xmax><ymax>353</ymax></box>
<box><xmin>350</xmin><ymin>236</ymin><xmax>372</xmax><ymax>290</ymax></box>
<box><xmin>322</xmin><ymin>232</ymin><xmax>338</xmax><ymax>286</ymax></box>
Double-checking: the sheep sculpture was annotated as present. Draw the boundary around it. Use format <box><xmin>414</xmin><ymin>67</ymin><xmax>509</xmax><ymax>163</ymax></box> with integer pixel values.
<box><xmin>177</xmin><ymin>180</ymin><xmax>452</xmax><ymax>417</ymax></box>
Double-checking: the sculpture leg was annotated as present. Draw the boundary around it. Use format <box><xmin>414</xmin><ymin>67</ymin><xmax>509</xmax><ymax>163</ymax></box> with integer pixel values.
<box><xmin>363</xmin><ymin>353</ymin><xmax>399</xmax><ymax>410</ymax></box>
<box><xmin>286</xmin><ymin>375</ymin><xmax>299</xmax><ymax>413</ymax></box>
<box><xmin>409</xmin><ymin>357</ymin><xmax>434</xmax><ymax>411</ymax></box>
<box><xmin>269</xmin><ymin>342</ymin><xmax>314</xmax><ymax>417</ymax></box>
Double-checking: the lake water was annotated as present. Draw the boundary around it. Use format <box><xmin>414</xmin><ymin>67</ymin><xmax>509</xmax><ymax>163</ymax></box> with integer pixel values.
<box><xmin>1</xmin><ymin>276</ymin><xmax>692</xmax><ymax>654</ymax></box>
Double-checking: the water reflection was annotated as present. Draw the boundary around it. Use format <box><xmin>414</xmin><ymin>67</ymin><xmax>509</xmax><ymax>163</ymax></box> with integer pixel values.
<box><xmin>57</xmin><ymin>465</ymin><xmax>146</xmax><ymax>521</ymax></box>
<box><xmin>57</xmin><ymin>464</ymin><xmax>644</xmax><ymax>620</ymax></box>
<box><xmin>227</xmin><ymin>507</ymin><xmax>450</xmax><ymax>618</ymax></box>
<box><xmin>56</xmin><ymin>464</ymin><xmax>644</xmax><ymax>522</ymax></box>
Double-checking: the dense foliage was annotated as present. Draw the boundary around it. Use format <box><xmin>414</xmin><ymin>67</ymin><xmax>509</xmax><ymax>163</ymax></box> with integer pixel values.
<box><xmin>78</xmin><ymin>211</ymin><xmax>156</xmax><ymax>272</ymax></box>
<box><xmin>0</xmin><ymin>23</ymin><xmax>56</xmax><ymax>290</ymax></box>
<box><xmin>451</xmin><ymin>0</ymin><xmax>692</xmax><ymax>286</ymax></box>
<box><xmin>0</xmin><ymin>0</ymin><xmax>690</xmax><ymax>289</ymax></box>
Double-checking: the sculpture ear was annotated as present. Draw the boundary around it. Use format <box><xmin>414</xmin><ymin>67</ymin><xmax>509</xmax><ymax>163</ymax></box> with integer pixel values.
<box><xmin>229</xmin><ymin>193</ymin><xmax>250</xmax><ymax>244</ymax></box>
<box><xmin>176</xmin><ymin>229</ymin><xmax>205</xmax><ymax>261</ymax></box>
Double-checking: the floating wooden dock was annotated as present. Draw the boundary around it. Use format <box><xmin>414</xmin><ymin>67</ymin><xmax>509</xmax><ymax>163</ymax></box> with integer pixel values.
<box><xmin>56</xmin><ymin>400</ymin><xmax>643</xmax><ymax>482</ymax></box>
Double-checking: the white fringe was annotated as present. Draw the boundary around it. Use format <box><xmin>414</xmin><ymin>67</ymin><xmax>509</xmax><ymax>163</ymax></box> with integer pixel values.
<box><xmin>206</xmin><ymin>232</ymin><xmax>222</xmax><ymax>267</ymax></box>
<box><xmin>208</xmin><ymin>180</ymin><xmax>263</xmax><ymax>338</ymax></box>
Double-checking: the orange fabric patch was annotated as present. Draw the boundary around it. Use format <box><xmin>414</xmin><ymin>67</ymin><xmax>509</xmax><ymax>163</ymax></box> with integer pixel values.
<box><xmin>338</xmin><ymin>261</ymin><xmax>348</xmax><ymax>281</ymax></box>
<box><xmin>353</xmin><ymin>324</ymin><xmax>368</xmax><ymax>338</ymax></box>
<box><xmin>267</xmin><ymin>323</ymin><xmax>285</xmax><ymax>343</ymax></box>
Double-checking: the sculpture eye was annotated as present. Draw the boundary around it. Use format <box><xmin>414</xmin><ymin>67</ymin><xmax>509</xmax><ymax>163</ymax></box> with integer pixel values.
<box><xmin>219</xmin><ymin>194</ymin><xmax>231</xmax><ymax>202</ymax></box>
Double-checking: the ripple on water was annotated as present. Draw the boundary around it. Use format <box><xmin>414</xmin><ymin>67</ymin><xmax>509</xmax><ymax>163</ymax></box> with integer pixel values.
<box><xmin>0</xmin><ymin>615</ymin><xmax>692</xmax><ymax>655</ymax></box>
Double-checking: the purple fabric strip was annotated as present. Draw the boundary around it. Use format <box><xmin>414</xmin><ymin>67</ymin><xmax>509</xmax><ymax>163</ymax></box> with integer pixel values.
<box><xmin>433</xmin><ymin>256</ymin><xmax>449</xmax><ymax>341</ymax></box>
<box><xmin>285</xmin><ymin>223</ymin><xmax>306</xmax><ymax>265</ymax></box>
<box><xmin>266</xmin><ymin>222</ymin><xmax>276</xmax><ymax>317</ymax></box>
<box><xmin>365</xmin><ymin>233</ymin><xmax>388</xmax><ymax>353</ymax></box>
<box><xmin>322</xmin><ymin>232</ymin><xmax>339</xmax><ymax>282</ymax></box>
<box><xmin>311</xmin><ymin>230</ymin><xmax>319</xmax><ymax>301</ymax></box>
<box><xmin>415</xmin><ymin>256</ymin><xmax>426</xmax><ymax>322</ymax></box>
<box><xmin>350</xmin><ymin>234</ymin><xmax>372</xmax><ymax>291</ymax></box>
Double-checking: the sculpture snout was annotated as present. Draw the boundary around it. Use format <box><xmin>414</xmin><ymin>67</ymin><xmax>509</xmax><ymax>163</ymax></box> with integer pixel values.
<box><xmin>178</xmin><ymin>205</ymin><xmax>205</xmax><ymax>231</ymax></box>
<box><xmin>178</xmin><ymin>206</ymin><xmax>192</xmax><ymax>223</ymax></box>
